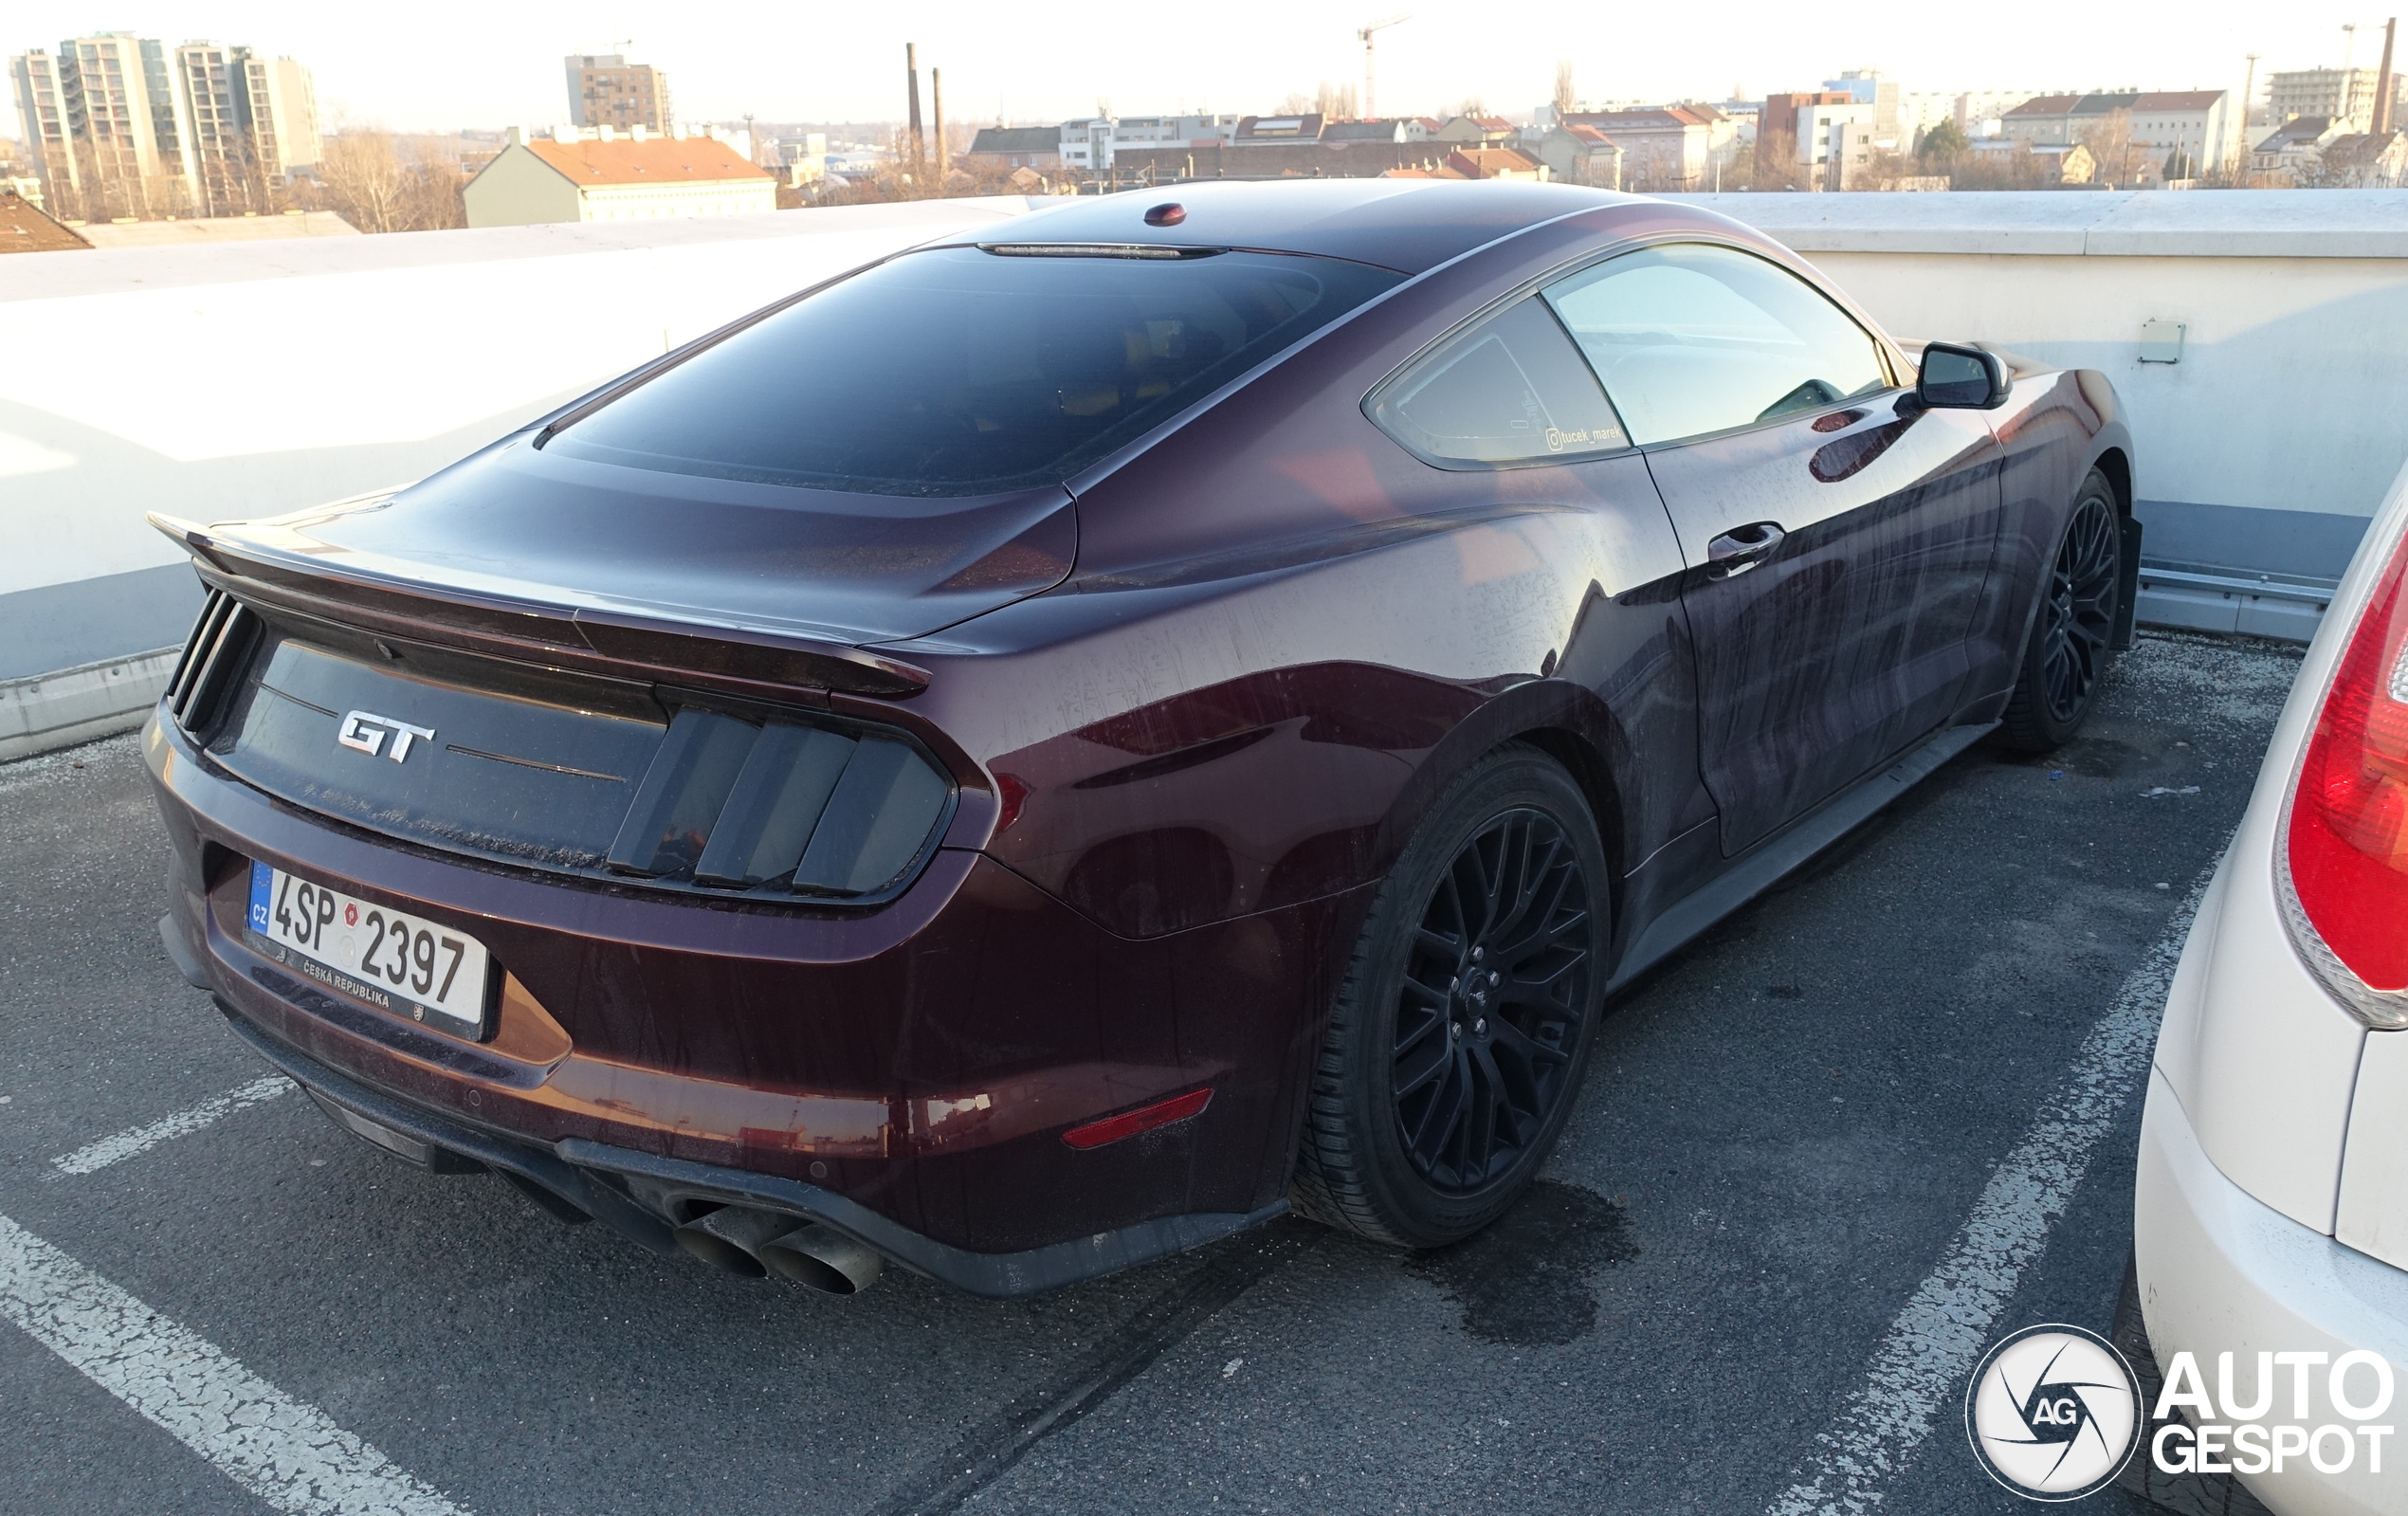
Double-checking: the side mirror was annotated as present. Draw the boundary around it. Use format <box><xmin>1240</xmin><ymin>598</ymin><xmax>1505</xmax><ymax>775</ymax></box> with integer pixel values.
<box><xmin>1916</xmin><ymin>342</ymin><xmax>2008</xmax><ymax>410</ymax></box>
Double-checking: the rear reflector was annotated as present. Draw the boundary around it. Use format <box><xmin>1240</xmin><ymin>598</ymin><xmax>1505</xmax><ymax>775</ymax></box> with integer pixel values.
<box><xmin>1060</xmin><ymin>1088</ymin><xmax>1213</xmax><ymax>1150</ymax></box>
<box><xmin>2281</xmin><ymin>527</ymin><xmax>2408</xmax><ymax>1027</ymax></box>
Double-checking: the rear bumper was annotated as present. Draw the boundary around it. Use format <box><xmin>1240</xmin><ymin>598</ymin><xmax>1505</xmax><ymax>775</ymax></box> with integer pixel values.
<box><xmin>147</xmin><ymin>710</ymin><xmax>1355</xmax><ymax>1290</ymax></box>
<box><xmin>2135</xmin><ymin>1069</ymin><xmax>2408</xmax><ymax>1516</ymax></box>
<box><xmin>223</xmin><ymin>1003</ymin><xmax>1282</xmax><ymax>1297</ymax></box>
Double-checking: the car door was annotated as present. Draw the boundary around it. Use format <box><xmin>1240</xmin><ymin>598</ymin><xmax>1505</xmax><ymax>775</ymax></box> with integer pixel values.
<box><xmin>1544</xmin><ymin>242</ymin><xmax>2003</xmax><ymax>857</ymax></box>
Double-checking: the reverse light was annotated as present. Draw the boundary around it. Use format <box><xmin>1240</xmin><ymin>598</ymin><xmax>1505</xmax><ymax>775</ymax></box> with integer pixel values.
<box><xmin>2280</xmin><ymin>527</ymin><xmax>2408</xmax><ymax>1027</ymax></box>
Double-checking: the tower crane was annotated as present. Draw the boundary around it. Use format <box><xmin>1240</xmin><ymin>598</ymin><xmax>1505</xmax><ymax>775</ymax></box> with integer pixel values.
<box><xmin>1358</xmin><ymin>14</ymin><xmax>1411</xmax><ymax>120</ymax></box>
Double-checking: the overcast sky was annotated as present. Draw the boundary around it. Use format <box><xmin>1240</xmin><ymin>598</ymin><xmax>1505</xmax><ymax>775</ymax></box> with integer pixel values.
<box><xmin>5</xmin><ymin>1</ymin><xmax>2396</xmax><ymax>134</ymax></box>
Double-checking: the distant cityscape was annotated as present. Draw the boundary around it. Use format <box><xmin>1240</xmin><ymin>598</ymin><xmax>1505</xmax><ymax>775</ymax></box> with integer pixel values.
<box><xmin>4</xmin><ymin>22</ymin><xmax>2404</xmax><ymax>248</ymax></box>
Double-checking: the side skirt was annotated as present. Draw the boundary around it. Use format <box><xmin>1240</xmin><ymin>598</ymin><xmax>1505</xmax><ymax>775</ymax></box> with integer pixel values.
<box><xmin>1606</xmin><ymin>721</ymin><xmax>1997</xmax><ymax>994</ymax></box>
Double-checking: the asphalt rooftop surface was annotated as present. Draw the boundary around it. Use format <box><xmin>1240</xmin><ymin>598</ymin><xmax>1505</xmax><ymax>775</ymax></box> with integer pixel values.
<box><xmin>0</xmin><ymin>630</ymin><xmax>2305</xmax><ymax>1516</ymax></box>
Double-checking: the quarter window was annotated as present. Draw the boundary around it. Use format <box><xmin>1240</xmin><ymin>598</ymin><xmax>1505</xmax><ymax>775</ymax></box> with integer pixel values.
<box><xmin>1367</xmin><ymin>297</ymin><xmax>1630</xmax><ymax>466</ymax></box>
<box><xmin>1542</xmin><ymin>244</ymin><xmax>1890</xmax><ymax>447</ymax></box>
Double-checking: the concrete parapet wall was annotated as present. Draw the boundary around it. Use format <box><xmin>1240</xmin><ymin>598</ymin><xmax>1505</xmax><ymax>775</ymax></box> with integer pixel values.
<box><xmin>1672</xmin><ymin>190</ymin><xmax>2408</xmax><ymax>589</ymax></box>
<box><xmin>0</xmin><ymin>198</ymin><xmax>1040</xmax><ymax>690</ymax></box>
<box><xmin>0</xmin><ymin>648</ymin><xmax>179</xmax><ymax>761</ymax></box>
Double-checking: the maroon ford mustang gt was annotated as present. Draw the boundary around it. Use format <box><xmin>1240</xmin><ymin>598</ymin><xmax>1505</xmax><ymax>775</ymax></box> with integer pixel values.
<box><xmin>146</xmin><ymin>182</ymin><xmax>2135</xmax><ymax>1296</ymax></box>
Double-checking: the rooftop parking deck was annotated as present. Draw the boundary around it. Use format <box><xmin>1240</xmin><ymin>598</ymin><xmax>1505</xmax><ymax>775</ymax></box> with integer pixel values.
<box><xmin>0</xmin><ymin>629</ymin><xmax>2296</xmax><ymax>1515</ymax></box>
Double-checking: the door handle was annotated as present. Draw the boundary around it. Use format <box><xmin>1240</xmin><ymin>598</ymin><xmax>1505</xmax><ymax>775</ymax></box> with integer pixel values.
<box><xmin>1706</xmin><ymin>521</ymin><xmax>1787</xmax><ymax>579</ymax></box>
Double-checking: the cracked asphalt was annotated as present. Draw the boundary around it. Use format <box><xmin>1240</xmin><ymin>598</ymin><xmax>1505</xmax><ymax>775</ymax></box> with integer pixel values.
<box><xmin>0</xmin><ymin>630</ymin><xmax>2302</xmax><ymax>1516</ymax></box>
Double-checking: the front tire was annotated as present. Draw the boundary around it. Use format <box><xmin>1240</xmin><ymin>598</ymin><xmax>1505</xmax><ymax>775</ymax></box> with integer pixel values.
<box><xmin>1290</xmin><ymin>745</ymin><xmax>1609</xmax><ymax>1249</ymax></box>
<box><xmin>2000</xmin><ymin>469</ymin><xmax>2123</xmax><ymax>752</ymax></box>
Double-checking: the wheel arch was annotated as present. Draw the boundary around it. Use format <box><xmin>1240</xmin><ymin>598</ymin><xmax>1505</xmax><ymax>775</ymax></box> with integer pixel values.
<box><xmin>1365</xmin><ymin>679</ymin><xmax>1635</xmax><ymax>933</ymax></box>
<box><xmin>2089</xmin><ymin>445</ymin><xmax>2142</xmax><ymax>651</ymax></box>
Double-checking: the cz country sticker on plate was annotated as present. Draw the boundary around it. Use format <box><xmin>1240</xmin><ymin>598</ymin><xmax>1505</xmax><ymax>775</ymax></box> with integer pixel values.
<box><xmin>246</xmin><ymin>861</ymin><xmax>494</xmax><ymax>1038</ymax></box>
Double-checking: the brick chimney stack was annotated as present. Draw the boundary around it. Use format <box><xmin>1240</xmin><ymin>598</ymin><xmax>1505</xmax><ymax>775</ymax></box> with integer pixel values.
<box><xmin>905</xmin><ymin>44</ymin><xmax>925</xmax><ymax>175</ymax></box>
<box><xmin>2375</xmin><ymin>17</ymin><xmax>2398</xmax><ymax>137</ymax></box>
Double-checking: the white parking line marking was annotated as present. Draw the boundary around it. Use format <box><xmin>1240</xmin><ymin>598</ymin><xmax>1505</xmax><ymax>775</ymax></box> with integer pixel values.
<box><xmin>1765</xmin><ymin>869</ymin><xmax>2213</xmax><ymax>1516</ymax></box>
<box><xmin>52</xmin><ymin>1075</ymin><xmax>293</xmax><ymax>1177</ymax></box>
<box><xmin>0</xmin><ymin>1210</ymin><xmax>468</xmax><ymax>1515</ymax></box>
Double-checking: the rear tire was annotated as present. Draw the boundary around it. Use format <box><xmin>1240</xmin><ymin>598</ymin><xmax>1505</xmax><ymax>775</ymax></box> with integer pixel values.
<box><xmin>1999</xmin><ymin>468</ymin><xmax>2123</xmax><ymax>753</ymax></box>
<box><xmin>1290</xmin><ymin>745</ymin><xmax>1609</xmax><ymax>1249</ymax></box>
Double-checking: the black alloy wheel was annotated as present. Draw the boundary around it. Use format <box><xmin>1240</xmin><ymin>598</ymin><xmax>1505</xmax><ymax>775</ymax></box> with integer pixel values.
<box><xmin>1393</xmin><ymin>810</ymin><xmax>1593</xmax><ymax>1193</ymax></box>
<box><xmin>2040</xmin><ymin>495</ymin><xmax>2121</xmax><ymax>721</ymax></box>
<box><xmin>2001</xmin><ymin>470</ymin><xmax>2123</xmax><ymax>751</ymax></box>
<box><xmin>1291</xmin><ymin>746</ymin><xmax>1609</xmax><ymax>1249</ymax></box>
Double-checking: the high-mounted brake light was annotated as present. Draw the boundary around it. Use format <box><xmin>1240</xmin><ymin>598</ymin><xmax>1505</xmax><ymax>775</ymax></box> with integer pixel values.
<box><xmin>2280</xmin><ymin>526</ymin><xmax>2408</xmax><ymax>1028</ymax></box>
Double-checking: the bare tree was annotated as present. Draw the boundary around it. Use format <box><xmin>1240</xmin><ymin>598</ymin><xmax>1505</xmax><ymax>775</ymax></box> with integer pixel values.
<box><xmin>1315</xmin><ymin>81</ymin><xmax>1359</xmax><ymax>120</ymax></box>
<box><xmin>1741</xmin><ymin>127</ymin><xmax>1803</xmax><ymax>191</ymax></box>
<box><xmin>1554</xmin><ymin>62</ymin><xmax>1576</xmax><ymax>119</ymax></box>
<box><xmin>2080</xmin><ymin>107</ymin><xmax>2137</xmax><ymax>186</ymax></box>
<box><xmin>312</xmin><ymin>131</ymin><xmax>463</xmax><ymax>232</ymax></box>
<box><xmin>1278</xmin><ymin>91</ymin><xmax>1314</xmax><ymax>116</ymax></box>
<box><xmin>392</xmin><ymin>136</ymin><xmax>465</xmax><ymax>229</ymax></box>
<box><xmin>319</xmin><ymin>131</ymin><xmax>407</xmax><ymax>231</ymax></box>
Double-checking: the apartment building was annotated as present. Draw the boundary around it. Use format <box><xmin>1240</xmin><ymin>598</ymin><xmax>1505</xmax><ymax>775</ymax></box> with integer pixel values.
<box><xmin>244</xmin><ymin>55</ymin><xmax>320</xmax><ymax>181</ymax></box>
<box><xmin>8</xmin><ymin>33</ymin><xmax>319</xmax><ymax>220</ymax></box>
<box><xmin>2001</xmin><ymin>90</ymin><xmax>2239</xmax><ymax>177</ymax></box>
<box><xmin>564</xmin><ymin>55</ymin><xmax>674</xmax><ymax>133</ymax></box>
<box><xmin>9</xmin><ymin>51</ymin><xmax>78</xmax><ymax>205</ymax></box>
<box><xmin>1560</xmin><ymin>107</ymin><xmax>1715</xmax><ymax>190</ymax></box>
<box><xmin>172</xmin><ymin>46</ymin><xmax>320</xmax><ymax>215</ymax></box>
<box><xmin>2267</xmin><ymin>67</ymin><xmax>2407</xmax><ymax>135</ymax></box>
<box><xmin>14</xmin><ymin>34</ymin><xmax>192</xmax><ymax>219</ymax></box>
<box><xmin>1773</xmin><ymin>97</ymin><xmax>1877</xmax><ymax>189</ymax></box>
<box><xmin>1055</xmin><ymin>116</ymin><xmax>1238</xmax><ymax>170</ymax></box>
<box><xmin>1823</xmin><ymin>70</ymin><xmax>1900</xmax><ymax>137</ymax></box>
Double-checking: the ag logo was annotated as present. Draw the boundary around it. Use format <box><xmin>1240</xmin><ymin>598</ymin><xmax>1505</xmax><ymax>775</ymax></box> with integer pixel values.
<box><xmin>1965</xmin><ymin>1324</ymin><xmax>2143</xmax><ymax>1501</ymax></box>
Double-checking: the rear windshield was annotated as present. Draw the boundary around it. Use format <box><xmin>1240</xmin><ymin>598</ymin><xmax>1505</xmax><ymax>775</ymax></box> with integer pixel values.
<box><xmin>545</xmin><ymin>246</ymin><xmax>1402</xmax><ymax>497</ymax></box>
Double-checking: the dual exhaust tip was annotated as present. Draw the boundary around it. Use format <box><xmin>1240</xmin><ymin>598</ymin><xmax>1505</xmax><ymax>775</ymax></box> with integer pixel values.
<box><xmin>673</xmin><ymin>1205</ymin><xmax>885</xmax><ymax>1295</ymax></box>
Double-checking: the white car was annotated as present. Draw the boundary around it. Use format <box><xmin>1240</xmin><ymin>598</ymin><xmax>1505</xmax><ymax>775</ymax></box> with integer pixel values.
<box><xmin>2139</xmin><ymin>457</ymin><xmax>2408</xmax><ymax>1516</ymax></box>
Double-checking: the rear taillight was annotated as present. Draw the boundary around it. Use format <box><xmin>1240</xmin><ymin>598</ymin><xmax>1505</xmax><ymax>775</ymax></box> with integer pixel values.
<box><xmin>2280</xmin><ymin>528</ymin><xmax>2408</xmax><ymax>1027</ymax></box>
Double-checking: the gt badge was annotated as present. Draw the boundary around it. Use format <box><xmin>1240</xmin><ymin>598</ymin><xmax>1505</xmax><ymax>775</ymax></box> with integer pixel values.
<box><xmin>337</xmin><ymin>710</ymin><xmax>436</xmax><ymax>762</ymax></box>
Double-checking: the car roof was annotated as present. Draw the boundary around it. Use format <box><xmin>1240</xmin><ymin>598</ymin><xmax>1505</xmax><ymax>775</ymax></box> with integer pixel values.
<box><xmin>921</xmin><ymin>179</ymin><xmax>1651</xmax><ymax>275</ymax></box>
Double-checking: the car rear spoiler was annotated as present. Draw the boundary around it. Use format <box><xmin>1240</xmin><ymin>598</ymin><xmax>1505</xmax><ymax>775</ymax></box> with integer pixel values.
<box><xmin>146</xmin><ymin>511</ymin><xmax>932</xmax><ymax>701</ymax></box>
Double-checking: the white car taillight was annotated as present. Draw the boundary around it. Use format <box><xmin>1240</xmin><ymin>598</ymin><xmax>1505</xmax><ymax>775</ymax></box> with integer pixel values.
<box><xmin>2279</xmin><ymin>526</ymin><xmax>2408</xmax><ymax>1028</ymax></box>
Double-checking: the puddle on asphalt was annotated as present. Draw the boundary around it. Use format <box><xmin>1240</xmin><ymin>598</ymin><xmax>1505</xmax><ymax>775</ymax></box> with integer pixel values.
<box><xmin>1409</xmin><ymin>1179</ymin><xmax>1635</xmax><ymax>1346</ymax></box>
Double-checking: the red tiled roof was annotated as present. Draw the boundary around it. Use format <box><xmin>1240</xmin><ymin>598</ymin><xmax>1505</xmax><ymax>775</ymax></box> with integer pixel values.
<box><xmin>523</xmin><ymin>136</ymin><xmax>771</xmax><ymax>185</ymax></box>
<box><xmin>1445</xmin><ymin>147</ymin><xmax>1541</xmax><ymax>178</ymax></box>
<box><xmin>2325</xmin><ymin>131</ymin><xmax>2406</xmax><ymax>164</ymax></box>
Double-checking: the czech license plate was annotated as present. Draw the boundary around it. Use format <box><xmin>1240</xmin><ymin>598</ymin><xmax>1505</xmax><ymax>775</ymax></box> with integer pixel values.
<box><xmin>246</xmin><ymin>861</ymin><xmax>493</xmax><ymax>1038</ymax></box>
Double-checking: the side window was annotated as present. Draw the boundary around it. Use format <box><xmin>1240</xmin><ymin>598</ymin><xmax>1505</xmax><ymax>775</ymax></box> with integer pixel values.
<box><xmin>1543</xmin><ymin>244</ymin><xmax>1891</xmax><ymax>447</ymax></box>
<box><xmin>1367</xmin><ymin>297</ymin><xmax>1630</xmax><ymax>466</ymax></box>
